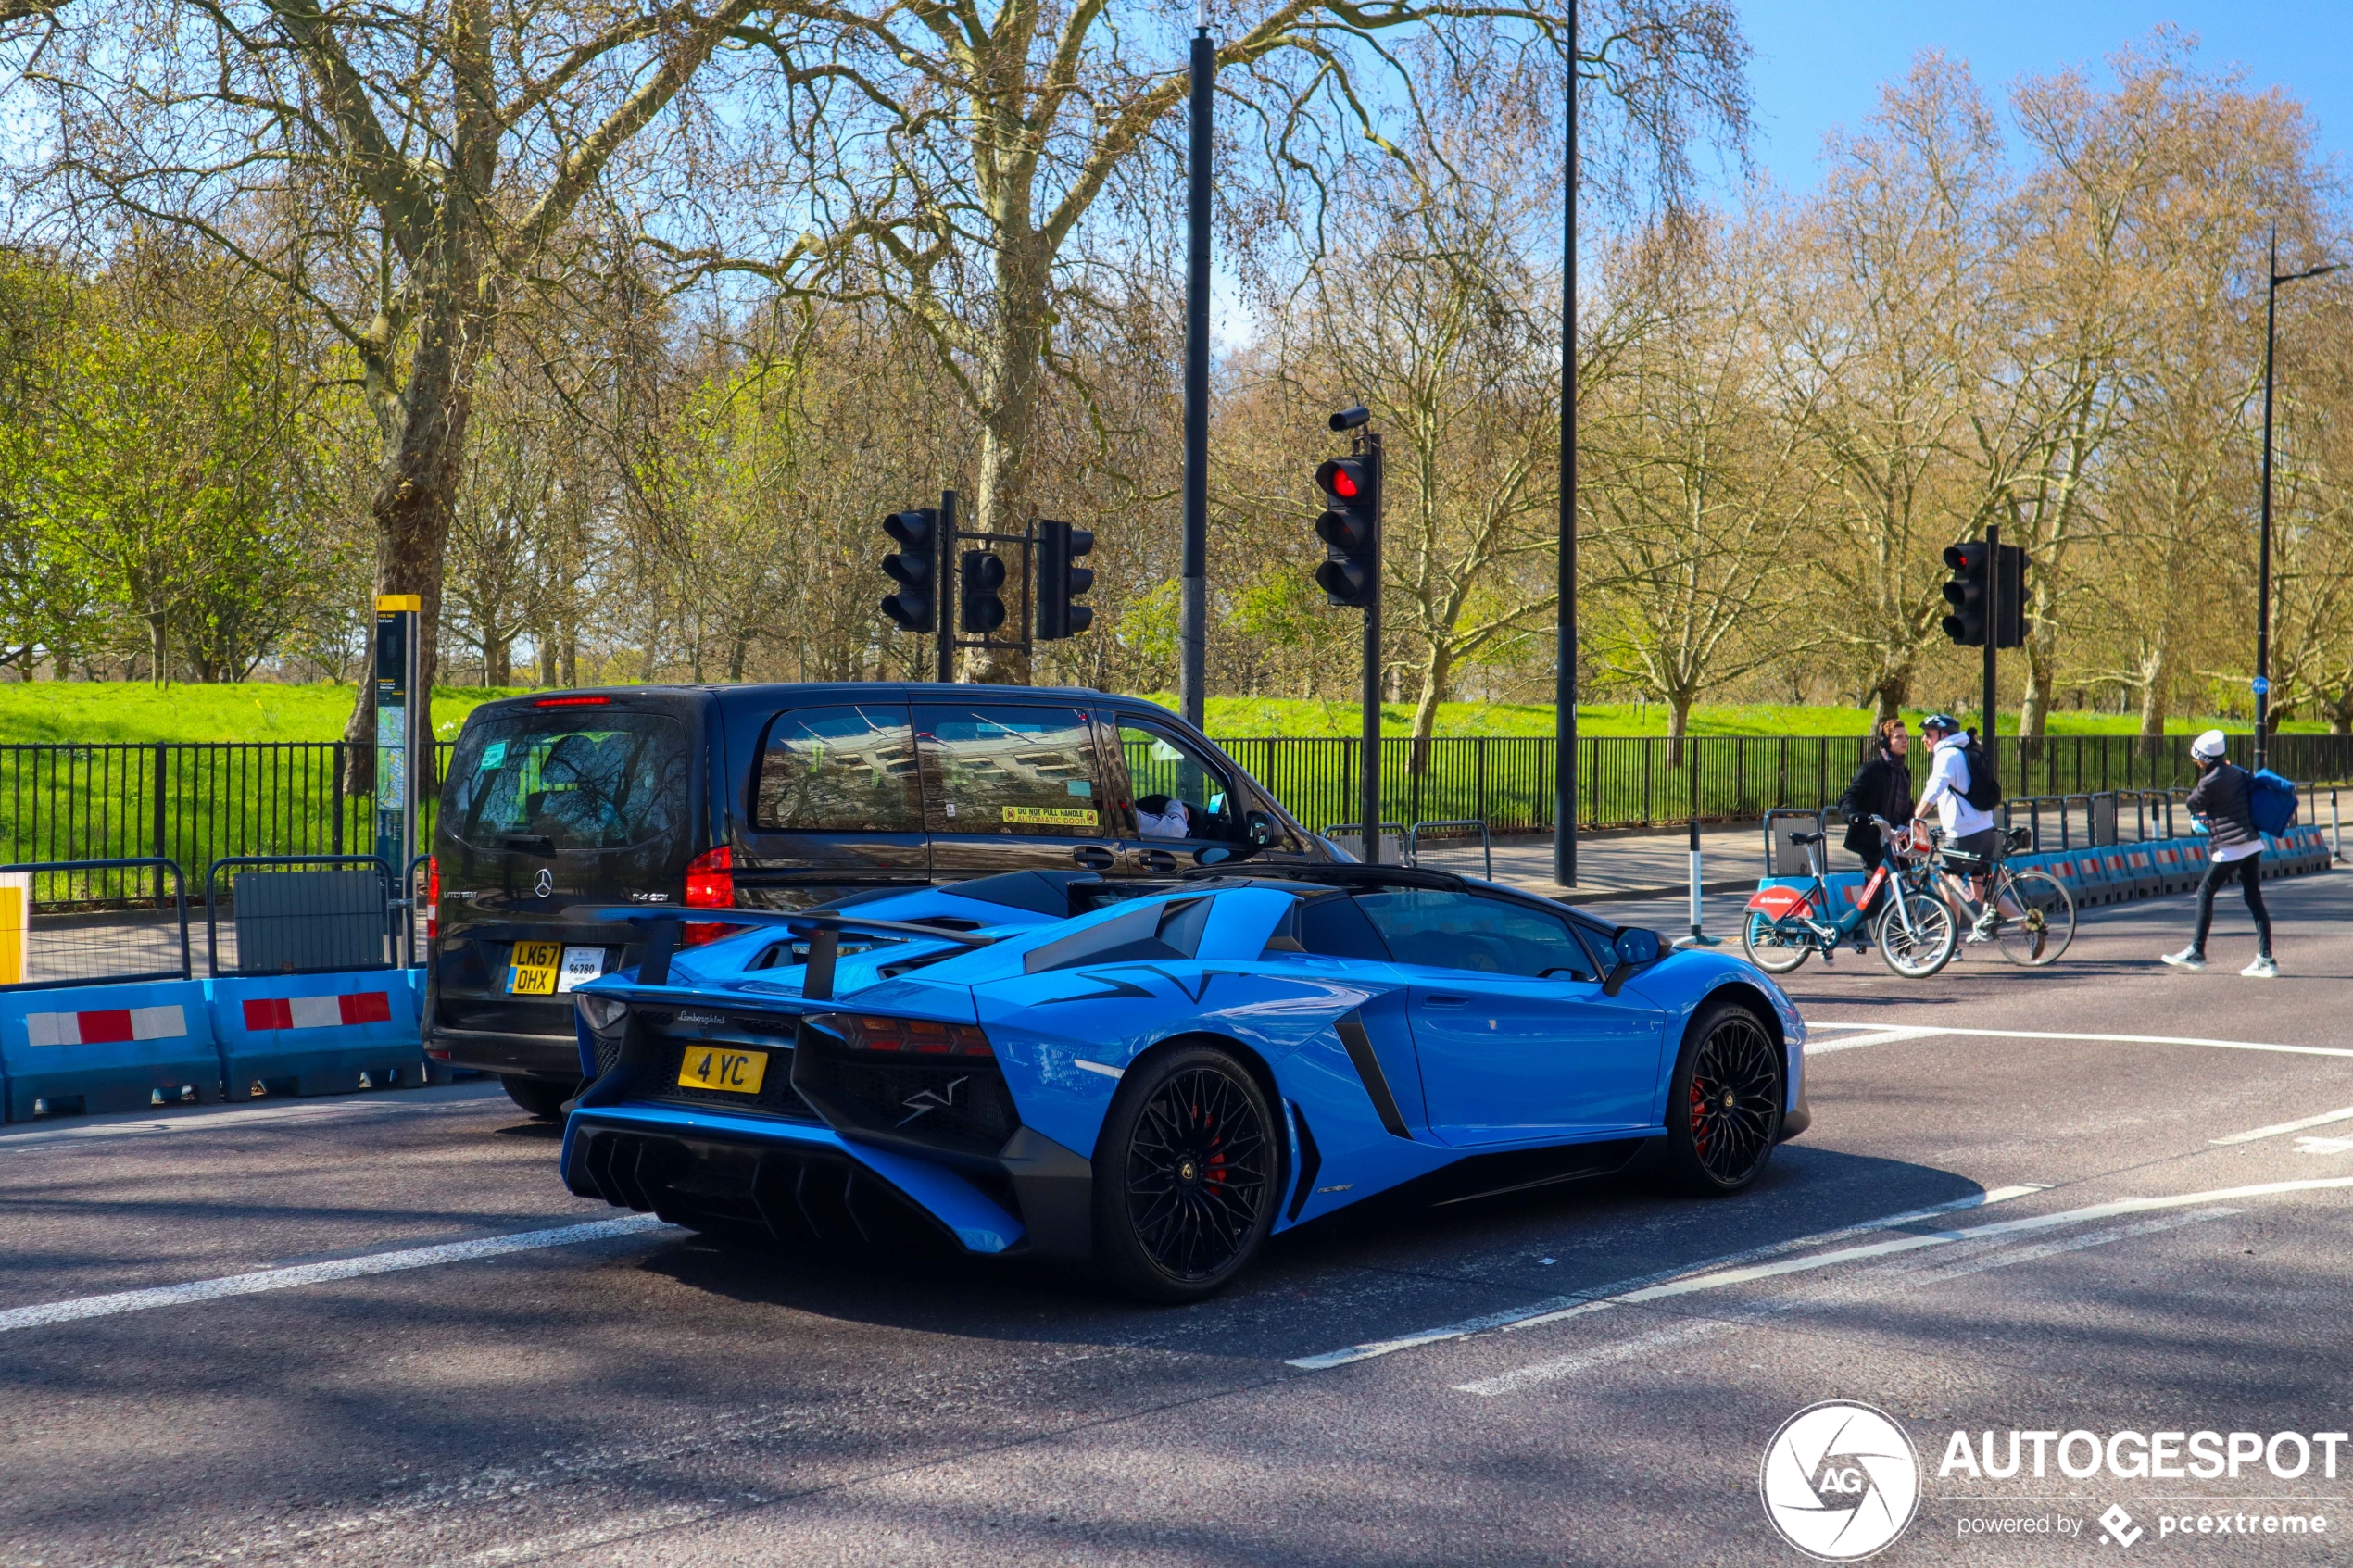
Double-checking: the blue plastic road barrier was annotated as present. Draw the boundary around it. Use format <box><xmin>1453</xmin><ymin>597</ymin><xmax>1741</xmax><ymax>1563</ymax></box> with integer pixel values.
<box><xmin>0</xmin><ymin>979</ymin><xmax>223</xmax><ymax>1120</ymax></box>
<box><xmin>207</xmin><ymin>971</ymin><xmax>425</xmax><ymax>1099</ymax></box>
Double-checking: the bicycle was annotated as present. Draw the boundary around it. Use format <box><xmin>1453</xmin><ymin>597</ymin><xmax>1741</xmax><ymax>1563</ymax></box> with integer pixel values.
<box><xmin>1903</xmin><ymin>824</ymin><xmax>2077</xmax><ymax>966</ymax></box>
<box><xmin>1742</xmin><ymin>817</ymin><xmax>1958</xmax><ymax>978</ymax></box>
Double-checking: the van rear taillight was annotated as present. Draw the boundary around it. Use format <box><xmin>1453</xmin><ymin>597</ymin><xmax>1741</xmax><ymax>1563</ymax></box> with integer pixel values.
<box><xmin>426</xmin><ymin>856</ymin><xmax>439</xmax><ymax>942</ymax></box>
<box><xmin>683</xmin><ymin>847</ymin><xmax>738</xmax><ymax>947</ymax></box>
<box><xmin>686</xmin><ymin>846</ymin><xmax>734</xmax><ymax>908</ymax></box>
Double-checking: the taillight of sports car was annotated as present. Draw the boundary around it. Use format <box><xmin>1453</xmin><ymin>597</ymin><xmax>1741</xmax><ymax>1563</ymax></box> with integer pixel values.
<box><xmin>806</xmin><ymin>1012</ymin><xmax>993</xmax><ymax>1059</ymax></box>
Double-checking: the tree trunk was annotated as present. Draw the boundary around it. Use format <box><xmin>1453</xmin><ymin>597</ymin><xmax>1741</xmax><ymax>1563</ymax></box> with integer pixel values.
<box><xmin>339</xmin><ymin>290</ymin><xmax>487</xmax><ymax>790</ymax></box>
<box><xmin>1869</xmin><ymin>666</ymin><xmax>1910</xmax><ymax>727</ymax></box>
<box><xmin>2017</xmin><ymin>625</ymin><xmax>2058</xmax><ymax>741</ymax></box>
<box><xmin>1666</xmin><ymin>692</ymin><xmax>1692</xmax><ymax>770</ymax></box>
<box><xmin>960</xmin><ymin>232</ymin><xmax>1051</xmax><ymax>686</ymax></box>
<box><xmin>485</xmin><ymin>635</ymin><xmax>510</xmax><ymax>687</ymax></box>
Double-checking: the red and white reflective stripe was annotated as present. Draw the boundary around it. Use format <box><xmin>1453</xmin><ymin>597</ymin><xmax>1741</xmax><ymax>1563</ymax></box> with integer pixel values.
<box><xmin>241</xmin><ymin>992</ymin><xmax>394</xmax><ymax>1032</ymax></box>
<box><xmin>25</xmin><ymin>1006</ymin><xmax>188</xmax><ymax>1047</ymax></box>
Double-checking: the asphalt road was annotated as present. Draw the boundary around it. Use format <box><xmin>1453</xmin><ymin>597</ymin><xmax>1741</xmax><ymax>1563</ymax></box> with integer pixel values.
<box><xmin>5</xmin><ymin>872</ymin><xmax>2351</xmax><ymax>1567</ymax></box>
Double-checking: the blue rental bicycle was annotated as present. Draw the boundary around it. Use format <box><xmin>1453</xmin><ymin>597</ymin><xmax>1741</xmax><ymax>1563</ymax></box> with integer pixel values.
<box><xmin>1742</xmin><ymin>816</ymin><xmax>1958</xmax><ymax>978</ymax></box>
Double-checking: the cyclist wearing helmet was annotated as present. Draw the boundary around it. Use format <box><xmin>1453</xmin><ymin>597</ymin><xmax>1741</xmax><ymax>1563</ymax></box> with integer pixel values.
<box><xmin>2163</xmin><ymin>729</ymin><xmax>2277</xmax><ymax>977</ymax></box>
<box><xmin>1915</xmin><ymin>713</ymin><xmax>2000</xmax><ymax>936</ymax></box>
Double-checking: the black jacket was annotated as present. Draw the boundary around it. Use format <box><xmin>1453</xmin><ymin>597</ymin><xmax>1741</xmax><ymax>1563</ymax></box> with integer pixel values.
<box><xmin>1838</xmin><ymin>747</ymin><xmax>1914</xmax><ymax>854</ymax></box>
<box><xmin>2185</xmin><ymin>761</ymin><xmax>2261</xmax><ymax>852</ymax></box>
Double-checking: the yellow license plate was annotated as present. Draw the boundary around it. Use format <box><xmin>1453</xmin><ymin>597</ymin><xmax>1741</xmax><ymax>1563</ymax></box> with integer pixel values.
<box><xmin>677</xmin><ymin>1047</ymin><xmax>768</xmax><ymax>1096</ymax></box>
<box><xmin>508</xmin><ymin>940</ymin><xmax>562</xmax><ymax>995</ymax></box>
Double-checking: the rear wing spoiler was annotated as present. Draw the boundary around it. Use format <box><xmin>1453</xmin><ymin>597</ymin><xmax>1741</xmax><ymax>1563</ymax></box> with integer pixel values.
<box><xmin>583</xmin><ymin>908</ymin><xmax>996</xmax><ymax>999</ymax></box>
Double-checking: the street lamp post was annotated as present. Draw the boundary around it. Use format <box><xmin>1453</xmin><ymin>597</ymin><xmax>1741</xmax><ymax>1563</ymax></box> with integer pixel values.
<box><xmin>2256</xmin><ymin>225</ymin><xmax>2347</xmax><ymax>772</ymax></box>
<box><xmin>1553</xmin><ymin>12</ymin><xmax>1577</xmax><ymax>886</ymax></box>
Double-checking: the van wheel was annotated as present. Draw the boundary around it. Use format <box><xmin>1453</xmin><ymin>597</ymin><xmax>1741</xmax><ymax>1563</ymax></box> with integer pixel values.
<box><xmin>1091</xmin><ymin>1044</ymin><xmax>1277</xmax><ymax>1303</ymax></box>
<box><xmin>1663</xmin><ymin>1000</ymin><xmax>1783</xmax><ymax>1196</ymax></box>
<box><xmin>501</xmin><ymin>1075</ymin><xmax>576</xmax><ymax>1121</ymax></box>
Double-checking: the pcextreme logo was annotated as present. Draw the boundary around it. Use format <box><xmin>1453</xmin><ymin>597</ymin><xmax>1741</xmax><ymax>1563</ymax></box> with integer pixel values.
<box><xmin>1760</xmin><ymin>1401</ymin><xmax>1922</xmax><ymax>1561</ymax></box>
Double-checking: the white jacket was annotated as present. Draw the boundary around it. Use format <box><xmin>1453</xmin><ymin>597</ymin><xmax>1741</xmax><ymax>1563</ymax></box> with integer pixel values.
<box><xmin>1919</xmin><ymin>733</ymin><xmax>1996</xmax><ymax>838</ymax></box>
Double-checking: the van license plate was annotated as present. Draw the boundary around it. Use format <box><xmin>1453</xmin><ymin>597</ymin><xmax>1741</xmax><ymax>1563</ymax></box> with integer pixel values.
<box><xmin>507</xmin><ymin>941</ymin><xmax>562</xmax><ymax>995</ymax></box>
<box><xmin>678</xmin><ymin>1047</ymin><xmax>767</xmax><ymax>1095</ymax></box>
<box><xmin>555</xmin><ymin>947</ymin><xmax>606</xmax><ymax>993</ymax></box>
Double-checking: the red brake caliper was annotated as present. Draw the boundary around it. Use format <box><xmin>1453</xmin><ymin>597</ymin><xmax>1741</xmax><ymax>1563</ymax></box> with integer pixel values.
<box><xmin>1690</xmin><ymin>1076</ymin><xmax>1712</xmax><ymax>1154</ymax></box>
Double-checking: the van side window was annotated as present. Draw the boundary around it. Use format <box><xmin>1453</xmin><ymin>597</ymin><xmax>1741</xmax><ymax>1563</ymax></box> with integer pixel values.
<box><xmin>754</xmin><ymin>705</ymin><xmax>921</xmax><ymax>832</ymax></box>
<box><xmin>913</xmin><ymin>705</ymin><xmax>1107</xmax><ymax>836</ymax></box>
<box><xmin>1114</xmin><ymin>719</ymin><xmax>1235</xmax><ymax>841</ymax></box>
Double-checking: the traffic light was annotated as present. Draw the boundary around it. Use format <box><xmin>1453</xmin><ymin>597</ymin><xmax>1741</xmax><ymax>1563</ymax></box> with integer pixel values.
<box><xmin>1314</xmin><ymin>454</ymin><xmax>1379</xmax><ymax>608</ymax></box>
<box><xmin>1036</xmin><ymin>520</ymin><xmax>1095</xmax><ymax>640</ymax></box>
<box><xmin>880</xmin><ymin>508</ymin><xmax>938</xmax><ymax>633</ymax></box>
<box><xmin>1994</xmin><ymin>543</ymin><xmax>2028</xmax><ymax>649</ymax></box>
<box><xmin>1941</xmin><ymin>541</ymin><xmax>1988</xmax><ymax>646</ymax></box>
<box><xmin>960</xmin><ymin>549</ymin><xmax>1006</xmax><ymax>634</ymax></box>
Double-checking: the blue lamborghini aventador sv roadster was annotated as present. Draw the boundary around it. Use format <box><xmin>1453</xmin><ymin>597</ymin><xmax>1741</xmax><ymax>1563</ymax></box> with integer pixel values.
<box><xmin>559</xmin><ymin>864</ymin><xmax>1811</xmax><ymax>1300</ymax></box>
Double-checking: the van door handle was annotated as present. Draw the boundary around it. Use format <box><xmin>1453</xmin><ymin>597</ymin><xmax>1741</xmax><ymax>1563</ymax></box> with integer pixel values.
<box><xmin>1423</xmin><ymin>994</ymin><xmax>1468</xmax><ymax>1008</ymax></box>
<box><xmin>1136</xmin><ymin>849</ymin><xmax>1179</xmax><ymax>872</ymax></box>
<box><xmin>1071</xmin><ymin>846</ymin><xmax>1115</xmax><ymax>870</ymax></box>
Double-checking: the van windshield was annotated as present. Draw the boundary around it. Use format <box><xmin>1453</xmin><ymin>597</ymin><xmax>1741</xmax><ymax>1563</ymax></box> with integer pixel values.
<box><xmin>444</xmin><ymin>710</ymin><xmax>691</xmax><ymax>853</ymax></box>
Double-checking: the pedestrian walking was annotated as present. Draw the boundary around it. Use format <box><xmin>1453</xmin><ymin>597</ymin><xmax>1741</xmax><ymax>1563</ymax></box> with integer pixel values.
<box><xmin>1837</xmin><ymin>718</ymin><xmax>1914</xmax><ymax>874</ymax></box>
<box><xmin>2162</xmin><ymin>730</ymin><xmax>2277</xmax><ymax>977</ymax></box>
<box><xmin>1915</xmin><ymin>713</ymin><xmax>2002</xmax><ymax>938</ymax></box>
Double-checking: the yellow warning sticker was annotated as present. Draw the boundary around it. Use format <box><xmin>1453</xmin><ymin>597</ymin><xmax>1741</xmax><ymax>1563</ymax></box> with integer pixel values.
<box><xmin>1001</xmin><ymin>805</ymin><xmax>1101</xmax><ymax>827</ymax></box>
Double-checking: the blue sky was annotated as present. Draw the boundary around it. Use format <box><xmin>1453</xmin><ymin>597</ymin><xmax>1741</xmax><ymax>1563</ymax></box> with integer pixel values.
<box><xmin>1730</xmin><ymin>0</ymin><xmax>2353</xmax><ymax>195</ymax></box>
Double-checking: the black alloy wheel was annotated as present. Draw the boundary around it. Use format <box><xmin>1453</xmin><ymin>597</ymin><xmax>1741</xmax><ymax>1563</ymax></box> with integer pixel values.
<box><xmin>1664</xmin><ymin>1000</ymin><xmax>1783</xmax><ymax>1196</ymax></box>
<box><xmin>1093</xmin><ymin>1044</ymin><xmax>1277</xmax><ymax>1302</ymax></box>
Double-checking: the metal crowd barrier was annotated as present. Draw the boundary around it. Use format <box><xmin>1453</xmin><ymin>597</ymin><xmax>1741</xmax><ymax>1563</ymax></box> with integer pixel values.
<box><xmin>0</xmin><ymin>858</ymin><xmax>193</xmax><ymax>992</ymax></box>
<box><xmin>203</xmin><ymin>856</ymin><xmax>399</xmax><ymax>978</ymax></box>
<box><xmin>1403</xmin><ymin>819</ymin><xmax>1494</xmax><ymax>878</ymax></box>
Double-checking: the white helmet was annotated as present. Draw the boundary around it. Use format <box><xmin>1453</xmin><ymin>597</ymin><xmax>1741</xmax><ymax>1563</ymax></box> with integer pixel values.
<box><xmin>2191</xmin><ymin>729</ymin><xmax>2228</xmax><ymax>761</ymax></box>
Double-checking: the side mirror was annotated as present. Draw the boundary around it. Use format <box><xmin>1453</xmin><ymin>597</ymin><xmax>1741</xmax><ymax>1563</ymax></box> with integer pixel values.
<box><xmin>1244</xmin><ymin>809</ymin><xmax>1276</xmax><ymax>848</ymax></box>
<box><xmin>1601</xmin><ymin>926</ymin><xmax>1663</xmax><ymax>997</ymax></box>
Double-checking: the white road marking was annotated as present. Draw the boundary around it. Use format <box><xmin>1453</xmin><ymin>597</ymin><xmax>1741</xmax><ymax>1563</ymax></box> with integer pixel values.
<box><xmin>1071</xmin><ymin>1059</ymin><xmax>1125</xmax><ymax>1079</ymax></box>
<box><xmin>2213</xmin><ymin>1105</ymin><xmax>2353</xmax><ymax>1146</ymax></box>
<box><xmin>0</xmin><ymin>1213</ymin><xmax>676</xmax><ymax>1334</ymax></box>
<box><xmin>1285</xmin><ymin>1185</ymin><xmax>2045</xmax><ymax>1371</ymax></box>
<box><xmin>0</xmin><ymin>1084</ymin><xmax>504</xmax><ymax>1151</ymax></box>
<box><xmin>1453</xmin><ymin>1208</ymin><xmax>2237</xmax><ymax>1397</ymax></box>
<box><xmin>1800</xmin><ymin>1022</ymin><xmax>2353</xmax><ymax>1060</ymax></box>
<box><xmin>2295</xmin><ymin>1136</ymin><xmax>2353</xmax><ymax>1156</ymax></box>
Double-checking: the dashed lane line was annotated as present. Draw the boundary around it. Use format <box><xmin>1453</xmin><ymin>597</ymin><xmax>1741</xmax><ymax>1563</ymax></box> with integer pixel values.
<box><xmin>1441</xmin><ymin>1176</ymin><xmax>2353</xmax><ymax>1397</ymax></box>
<box><xmin>2213</xmin><ymin>1105</ymin><xmax>2353</xmax><ymax>1146</ymax></box>
<box><xmin>0</xmin><ymin>1213</ymin><xmax>676</xmax><ymax>1334</ymax></box>
<box><xmin>1284</xmin><ymin>1185</ymin><xmax>2046</xmax><ymax>1371</ymax></box>
<box><xmin>1451</xmin><ymin>1208</ymin><xmax>2239</xmax><ymax>1398</ymax></box>
<box><xmin>1802</xmin><ymin>1022</ymin><xmax>2353</xmax><ymax>1060</ymax></box>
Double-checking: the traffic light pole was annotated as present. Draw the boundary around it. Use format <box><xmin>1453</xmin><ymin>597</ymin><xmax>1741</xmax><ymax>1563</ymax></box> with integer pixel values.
<box><xmin>937</xmin><ymin>489</ymin><xmax>956</xmax><ymax>683</ymax></box>
<box><xmin>1180</xmin><ymin>22</ymin><xmax>1213</xmax><ymax>731</ymax></box>
<box><xmin>1983</xmin><ymin>522</ymin><xmax>1998</xmax><ymax>752</ymax></box>
<box><xmin>1360</xmin><ymin>433</ymin><xmax>1383</xmax><ymax>865</ymax></box>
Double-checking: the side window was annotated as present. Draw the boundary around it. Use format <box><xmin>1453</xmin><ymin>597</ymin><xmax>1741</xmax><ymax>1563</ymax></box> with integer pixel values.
<box><xmin>914</xmin><ymin>705</ymin><xmax>1107</xmax><ymax>837</ymax></box>
<box><xmin>754</xmin><ymin>705</ymin><xmax>921</xmax><ymax>832</ymax></box>
<box><xmin>1355</xmin><ymin>890</ymin><xmax>1601</xmax><ymax>980</ymax></box>
<box><xmin>1290</xmin><ymin>895</ymin><xmax>1391</xmax><ymax>960</ymax></box>
<box><xmin>1115</xmin><ymin>719</ymin><xmax>1235</xmax><ymax>842</ymax></box>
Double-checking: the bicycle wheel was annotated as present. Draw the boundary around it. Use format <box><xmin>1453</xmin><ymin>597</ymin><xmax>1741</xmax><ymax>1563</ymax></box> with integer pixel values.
<box><xmin>1994</xmin><ymin>868</ymin><xmax>2075</xmax><ymax>966</ymax></box>
<box><xmin>1874</xmin><ymin>889</ymin><xmax>1957</xmax><ymax>978</ymax></box>
<box><xmin>1742</xmin><ymin>910</ymin><xmax>1810</xmax><ymax>974</ymax></box>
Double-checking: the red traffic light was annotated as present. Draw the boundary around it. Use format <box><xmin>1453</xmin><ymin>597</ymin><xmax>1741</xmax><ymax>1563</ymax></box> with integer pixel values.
<box><xmin>1315</xmin><ymin>458</ymin><xmax>1366</xmax><ymax>501</ymax></box>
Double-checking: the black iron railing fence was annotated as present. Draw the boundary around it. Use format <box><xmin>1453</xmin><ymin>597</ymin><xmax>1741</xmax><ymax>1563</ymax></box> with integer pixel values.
<box><xmin>4</xmin><ymin>733</ymin><xmax>2349</xmax><ymax>883</ymax></box>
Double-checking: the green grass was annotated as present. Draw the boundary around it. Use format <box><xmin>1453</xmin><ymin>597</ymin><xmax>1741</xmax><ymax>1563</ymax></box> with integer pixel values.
<box><xmin>0</xmin><ymin>683</ymin><xmax>535</xmax><ymax>745</ymax></box>
<box><xmin>0</xmin><ymin>681</ymin><xmax>2331</xmax><ymax>745</ymax></box>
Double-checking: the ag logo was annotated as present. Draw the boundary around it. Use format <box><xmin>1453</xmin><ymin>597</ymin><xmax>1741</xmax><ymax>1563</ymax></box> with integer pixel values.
<box><xmin>1759</xmin><ymin>1400</ymin><xmax>1920</xmax><ymax>1561</ymax></box>
<box><xmin>534</xmin><ymin>868</ymin><xmax>554</xmax><ymax>898</ymax></box>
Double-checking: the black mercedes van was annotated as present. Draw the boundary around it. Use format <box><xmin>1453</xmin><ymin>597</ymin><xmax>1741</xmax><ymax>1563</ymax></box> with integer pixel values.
<box><xmin>423</xmin><ymin>683</ymin><xmax>1340</xmax><ymax>1116</ymax></box>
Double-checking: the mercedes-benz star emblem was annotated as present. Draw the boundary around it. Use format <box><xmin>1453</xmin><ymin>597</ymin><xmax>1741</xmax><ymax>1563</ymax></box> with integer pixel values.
<box><xmin>534</xmin><ymin>868</ymin><xmax>554</xmax><ymax>898</ymax></box>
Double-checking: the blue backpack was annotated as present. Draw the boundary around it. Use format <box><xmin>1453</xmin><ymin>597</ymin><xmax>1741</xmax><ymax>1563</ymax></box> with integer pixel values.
<box><xmin>2248</xmin><ymin>769</ymin><xmax>2299</xmax><ymax>836</ymax></box>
